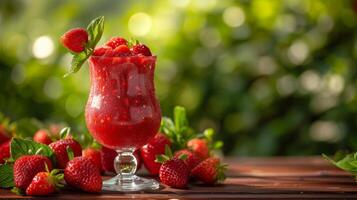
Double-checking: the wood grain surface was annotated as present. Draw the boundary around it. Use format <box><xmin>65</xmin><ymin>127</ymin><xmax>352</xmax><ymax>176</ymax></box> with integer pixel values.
<box><xmin>1</xmin><ymin>156</ymin><xmax>357</xmax><ymax>199</ymax></box>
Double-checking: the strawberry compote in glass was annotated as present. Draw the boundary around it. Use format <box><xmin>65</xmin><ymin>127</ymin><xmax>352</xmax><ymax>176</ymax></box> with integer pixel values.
<box><xmin>85</xmin><ymin>54</ymin><xmax>161</xmax><ymax>191</ymax></box>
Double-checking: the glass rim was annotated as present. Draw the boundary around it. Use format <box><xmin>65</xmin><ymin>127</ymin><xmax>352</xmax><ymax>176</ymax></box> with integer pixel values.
<box><xmin>90</xmin><ymin>55</ymin><xmax>157</xmax><ymax>59</ymax></box>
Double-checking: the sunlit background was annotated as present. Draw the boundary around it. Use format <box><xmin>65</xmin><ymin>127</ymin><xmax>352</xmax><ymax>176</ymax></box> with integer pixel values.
<box><xmin>1</xmin><ymin>0</ymin><xmax>357</xmax><ymax>156</ymax></box>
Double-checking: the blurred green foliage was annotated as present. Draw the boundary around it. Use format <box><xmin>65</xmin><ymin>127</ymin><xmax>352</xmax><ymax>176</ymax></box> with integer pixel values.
<box><xmin>1</xmin><ymin>0</ymin><xmax>357</xmax><ymax>156</ymax></box>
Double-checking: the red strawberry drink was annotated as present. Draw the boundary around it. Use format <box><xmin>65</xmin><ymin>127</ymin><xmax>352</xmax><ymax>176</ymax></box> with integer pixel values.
<box><xmin>85</xmin><ymin>43</ymin><xmax>161</xmax><ymax>190</ymax></box>
<box><xmin>61</xmin><ymin>17</ymin><xmax>161</xmax><ymax>191</ymax></box>
<box><xmin>85</xmin><ymin>55</ymin><xmax>161</xmax><ymax>150</ymax></box>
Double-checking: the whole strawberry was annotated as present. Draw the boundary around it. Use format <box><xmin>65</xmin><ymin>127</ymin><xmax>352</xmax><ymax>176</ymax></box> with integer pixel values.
<box><xmin>159</xmin><ymin>158</ymin><xmax>189</xmax><ymax>188</ymax></box>
<box><xmin>105</xmin><ymin>37</ymin><xmax>127</xmax><ymax>49</ymax></box>
<box><xmin>131</xmin><ymin>44</ymin><xmax>152</xmax><ymax>56</ymax></box>
<box><xmin>0</xmin><ymin>141</ymin><xmax>10</xmax><ymax>164</ymax></box>
<box><xmin>174</xmin><ymin>149</ymin><xmax>201</xmax><ymax>170</ymax></box>
<box><xmin>33</xmin><ymin>129</ymin><xmax>52</xmax><ymax>145</ymax></box>
<box><xmin>83</xmin><ymin>147</ymin><xmax>102</xmax><ymax>173</ymax></box>
<box><xmin>141</xmin><ymin>133</ymin><xmax>171</xmax><ymax>175</ymax></box>
<box><xmin>26</xmin><ymin>170</ymin><xmax>63</xmax><ymax>196</ymax></box>
<box><xmin>13</xmin><ymin>155</ymin><xmax>53</xmax><ymax>190</ymax></box>
<box><xmin>49</xmin><ymin>139</ymin><xmax>82</xmax><ymax>169</ymax></box>
<box><xmin>64</xmin><ymin>157</ymin><xmax>102</xmax><ymax>193</ymax></box>
<box><xmin>60</xmin><ymin>28</ymin><xmax>88</xmax><ymax>53</ymax></box>
<box><xmin>191</xmin><ymin>157</ymin><xmax>226</xmax><ymax>184</ymax></box>
<box><xmin>187</xmin><ymin>138</ymin><xmax>210</xmax><ymax>159</ymax></box>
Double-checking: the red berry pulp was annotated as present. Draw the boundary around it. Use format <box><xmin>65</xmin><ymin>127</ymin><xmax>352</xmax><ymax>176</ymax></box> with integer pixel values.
<box><xmin>85</xmin><ymin>55</ymin><xmax>161</xmax><ymax>150</ymax></box>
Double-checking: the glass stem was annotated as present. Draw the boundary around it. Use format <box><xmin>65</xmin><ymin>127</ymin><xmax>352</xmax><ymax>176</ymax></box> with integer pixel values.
<box><xmin>114</xmin><ymin>150</ymin><xmax>137</xmax><ymax>181</ymax></box>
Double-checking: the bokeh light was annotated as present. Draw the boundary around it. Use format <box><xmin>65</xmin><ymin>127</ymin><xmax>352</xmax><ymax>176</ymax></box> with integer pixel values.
<box><xmin>32</xmin><ymin>36</ymin><xmax>54</xmax><ymax>59</ymax></box>
<box><xmin>223</xmin><ymin>6</ymin><xmax>245</xmax><ymax>28</ymax></box>
<box><xmin>128</xmin><ymin>12</ymin><xmax>152</xmax><ymax>36</ymax></box>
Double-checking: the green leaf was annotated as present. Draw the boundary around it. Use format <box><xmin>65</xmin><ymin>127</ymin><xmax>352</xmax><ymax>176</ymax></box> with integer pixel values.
<box><xmin>11</xmin><ymin>187</ymin><xmax>24</xmax><ymax>195</ymax></box>
<box><xmin>213</xmin><ymin>141</ymin><xmax>223</xmax><ymax>150</ymax></box>
<box><xmin>160</xmin><ymin>117</ymin><xmax>175</xmax><ymax>138</ymax></box>
<box><xmin>64</xmin><ymin>49</ymin><xmax>91</xmax><ymax>77</ymax></box>
<box><xmin>178</xmin><ymin>153</ymin><xmax>187</xmax><ymax>161</ymax></box>
<box><xmin>60</xmin><ymin>127</ymin><xmax>71</xmax><ymax>139</ymax></box>
<box><xmin>0</xmin><ymin>164</ymin><xmax>14</xmax><ymax>188</ymax></box>
<box><xmin>203</xmin><ymin>128</ymin><xmax>214</xmax><ymax>142</ymax></box>
<box><xmin>66</xmin><ymin>146</ymin><xmax>74</xmax><ymax>161</ymax></box>
<box><xmin>174</xmin><ymin>106</ymin><xmax>188</xmax><ymax>132</ymax></box>
<box><xmin>155</xmin><ymin>154</ymin><xmax>169</xmax><ymax>163</ymax></box>
<box><xmin>86</xmin><ymin>16</ymin><xmax>105</xmax><ymax>49</ymax></box>
<box><xmin>10</xmin><ymin>138</ymin><xmax>54</xmax><ymax>160</ymax></box>
<box><xmin>216</xmin><ymin>163</ymin><xmax>227</xmax><ymax>182</ymax></box>
<box><xmin>323</xmin><ymin>153</ymin><xmax>357</xmax><ymax>175</ymax></box>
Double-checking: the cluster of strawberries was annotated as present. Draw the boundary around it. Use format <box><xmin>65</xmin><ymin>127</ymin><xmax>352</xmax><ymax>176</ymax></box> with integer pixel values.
<box><xmin>143</xmin><ymin>134</ymin><xmax>226</xmax><ymax>188</ymax></box>
<box><xmin>61</xmin><ymin>28</ymin><xmax>152</xmax><ymax>57</ymax></box>
<box><xmin>141</xmin><ymin>106</ymin><xmax>226</xmax><ymax>188</ymax></box>
<box><xmin>0</xmin><ymin>126</ymin><xmax>102</xmax><ymax>196</ymax></box>
<box><xmin>0</xmin><ymin>107</ymin><xmax>226</xmax><ymax>196</ymax></box>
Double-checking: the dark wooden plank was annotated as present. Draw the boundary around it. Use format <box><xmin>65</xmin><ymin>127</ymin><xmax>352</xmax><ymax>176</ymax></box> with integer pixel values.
<box><xmin>1</xmin><ymin>156</ymin><xmax>357</xmax><ymax>199</ymax></box>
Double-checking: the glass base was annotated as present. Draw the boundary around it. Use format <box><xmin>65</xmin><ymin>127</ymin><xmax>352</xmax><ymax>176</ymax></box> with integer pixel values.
<box><xmin>102</xmin><ymin>175</ymin><xmax>160</xmax><ymax>192</ymax></box>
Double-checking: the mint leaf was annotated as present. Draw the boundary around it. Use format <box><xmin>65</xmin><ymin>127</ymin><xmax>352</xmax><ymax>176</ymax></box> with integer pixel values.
<box><xmin>64</xmin><ymin>16</ymin><xmax>105</xmax><ymax>77</ymax></box>
<box><xmin>87</xmin><ymin>16</ymin><xmax>105</xmax><ymax>49</ymax></box>
<box><xmin>160</xmin><ymin>117</ymin><xmax>175</xmax><ymax>139</ymax></box>
<box><xmin>64</xmin><ymin>48</ymin><xmax>91</xmax><ymax>77</ymax></box>
<box><xmin>0</xmin><ymin>164</ymin><xmax>14</xmax><ymax>188</ymax></box>
<box><xmin>160</xmin><ymin>106</ymin><xmax>196</xmax><ymax>151</ymax></box>
<box><xmin>174</xmin><ymin>106</ymin><xmax>188</xmax><ymax>133</ymax></box>
<box><xmin>10</xmin><ymin>138</ymin><xmax>54</xmax><ymax>160</ymax></box>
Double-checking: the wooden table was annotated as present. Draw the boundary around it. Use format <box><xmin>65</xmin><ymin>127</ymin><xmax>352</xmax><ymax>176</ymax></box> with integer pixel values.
<box><xmin>1</xmin><ymin>156</ymin><xmax>357</xmax><ymax>199</ymax></box>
